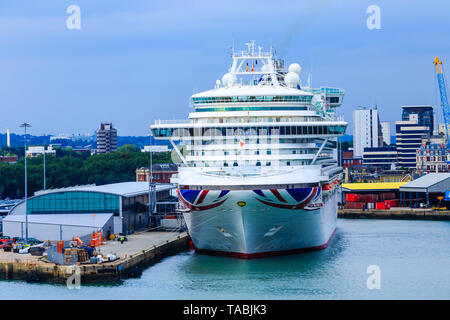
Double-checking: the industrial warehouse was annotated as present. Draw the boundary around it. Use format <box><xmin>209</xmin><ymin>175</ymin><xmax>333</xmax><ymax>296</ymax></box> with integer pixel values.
<box><xmin>342</xmin><ymin>173</ymin><xmax>450</xmax><ymax>209</ymax></box>
<box><xmin>2</xmin><ymin>182</ymin><xmax>177</xmax><ymax>241</ymax></box>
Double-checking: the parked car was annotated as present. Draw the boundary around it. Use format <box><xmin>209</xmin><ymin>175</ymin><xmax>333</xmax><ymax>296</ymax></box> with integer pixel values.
<box><xmin>27</xmin><ymin>238</ymin><xmax>43</xmax><ymax>245</ymax></box>
<box><xmin>12</xmin><ymin>237</ymin><xmax>42</xmax><ymax>245</ymax></box>
<box><xmin>0</xmin><ymin>236</ymin><xmax>10</xmax><ymax>244</ymax></box>
<box><xmin>12</xmin><ymin>237</ymin><xmax>25</xmax><ymax>243</ymax></box>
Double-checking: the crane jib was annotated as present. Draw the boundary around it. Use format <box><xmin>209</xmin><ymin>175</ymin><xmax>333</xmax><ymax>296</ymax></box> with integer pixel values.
<box><xmin>435</xmin><ymin>58</ymin><xmax>450</xmax><ymax>150</ymax></box>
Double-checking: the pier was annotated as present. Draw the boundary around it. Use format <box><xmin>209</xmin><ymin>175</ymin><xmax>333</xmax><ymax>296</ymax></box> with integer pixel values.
<box><xmin>0</xmin><ymin>231</ymin><xmax>190</xmax><ymax>284</ymax></box>
<box><xmin>338</xmin><ymin>208</ymin><xmax>450</xmax><ymax>221</ymax></box>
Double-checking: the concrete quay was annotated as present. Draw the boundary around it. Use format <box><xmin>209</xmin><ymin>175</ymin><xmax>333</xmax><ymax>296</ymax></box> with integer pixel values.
<box><xmin>338</xmin><ymin>208</ymin><xmax>450</xmax><ymax>220</ymax></box>
<box><xmin>0</xmin><ymin>231</ymin><xmax>190</xmax><ymax>284</ymax></box>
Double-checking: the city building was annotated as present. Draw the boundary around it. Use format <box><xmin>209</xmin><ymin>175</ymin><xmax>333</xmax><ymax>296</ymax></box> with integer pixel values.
<box><xmin>26</xmin><ymin>146</ymin><xmax>56</xmax><ymax>158</ymax></box>
<box><xmin>380</xmin><ymin>121</ymin><xmax>391</xmax><ymax>145</ymax></box>
<box><xmin>396</xmin><ymin>114</ymin><xmax>431</xmax><ymax>169</ymax></box>
<box><xmin>363</xmin><ymin>146</ymin><xmax>397</xmax><ymax>169</ymax></box>
<box><xmin>96</xmin><ymin>123</ymin><xmax>118</xmax><ymax>154</ymax></box>
<box><xmin>71</xmin><ymin>147</ymin><xmax>94</xmax><ymax>155</ymax></box>
<box><xmin>345</xmin><ymin>164</ymin><xmax>415</xmax><ymax>183</ymax></box>
<box><xmin>353</xmin><ymin>107</ymin><xmax>383</xmax><ymax>157</ymax></box>
<box><xmin>3</xmin><ymin>182</ymin><xmax>176</xmax><ymax>240</ymax></box>
<box><xmin>416</xmin><ymin>143</ymin><xmax>450</xmax><ymax>173</ymax></box>
<box><xmin>0</xmin><ymin>155</ymin><xmax>18</xmax><ymax>164</ymax></box>
<box><xmin>401</xmin><ymin>105</ymin><xmax>434</xmax><ymax>135</ymax></box>
<box><xmin>136</xmin><ymin>163</ymin><xmax>178</xmax><ymax>183</ymax></box>
<box><xmin>141</xmin><ymin>145</ymin><xmax>170</xmax><ymax>153</ymax></box>
<box><xmin>377</xmin><ymin>170</ymin><xmax>414</xmax><ymax>183</ymax></box>
<box><xmin>340</xmin><ymin>151</ymin><xmax>362</xmax><ymax>169</ymax></box>
<box><xmin>438</xmin><ymin>123</ymin><xmax>447</xmax><ymax>141</ymax></box>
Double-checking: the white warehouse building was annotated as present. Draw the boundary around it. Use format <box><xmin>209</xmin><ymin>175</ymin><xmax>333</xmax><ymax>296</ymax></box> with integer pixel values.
<box><xmin>2</xmin><ymin>182</ymin><xmax>176</xmax><ymax>241</ymax></box>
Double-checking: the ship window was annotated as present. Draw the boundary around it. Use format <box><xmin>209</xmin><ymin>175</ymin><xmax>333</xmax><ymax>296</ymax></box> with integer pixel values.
<box><xmin>233</xmin><ymin>162</ymin><xmax>238</xmax><ymax>167</ymax></box>
<box><xmin>223</xmin><ymin>163</ymin><xmax>228</xmax><ymax>167</ymax></box>
<box><xmin>256</xmin><ymin>161</ymin><xmax>261</xmax><ymax>166</ymax></box>
<box><xmin>266</xmin><ymin>162</ymin><xmax>271</xmax><ymax>166</ymax></box>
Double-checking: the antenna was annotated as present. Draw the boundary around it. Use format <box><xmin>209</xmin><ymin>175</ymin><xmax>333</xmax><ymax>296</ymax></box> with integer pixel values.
<box><xmin>245</xmin><ymin>42</ymin><xmax>251</xmax><ymax>54</ymax></box>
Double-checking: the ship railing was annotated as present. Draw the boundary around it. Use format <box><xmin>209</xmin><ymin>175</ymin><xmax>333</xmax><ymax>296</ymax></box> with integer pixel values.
<box><xmin>232</xmin><ymin>51</ymin><xmax>273</xmax><ymax>58</ymax></box>
<box><xmin>305</xmin><ymin>87</ymin><xmax>345</xmax><ymax>95</ymax></box>
<box><xmin>154</xmin><ymin>119</ymin><xmax>192</xmax><ymax>125</ymax></box>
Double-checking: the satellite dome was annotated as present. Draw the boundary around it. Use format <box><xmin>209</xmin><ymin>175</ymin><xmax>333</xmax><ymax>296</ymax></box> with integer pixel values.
<box><xmin>261</xmin><ymin>63</ymin><xmax>271</xmax><ymax>73</ymax></box>
<box><xmin>222</xmin><ymin>73</ymin><xmax>230</xmax><ymax>87</ymax></box>
<box><xmin>284</xmin><ymin>72</ymin><xmax>300</xmax><ymax>88</ymax></box>
<box><xmin>222</xmin><ymin>73</ymin><xmax>237</xmax><ymax>87</ymax></box>
<box><xmin>288</xmin><ymin>63</ymin><xmax>302</xmax><ymax>75</ymax></box>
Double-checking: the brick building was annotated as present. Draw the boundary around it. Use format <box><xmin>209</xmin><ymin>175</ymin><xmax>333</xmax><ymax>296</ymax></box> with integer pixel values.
<box><xmin>136</xmin><ymin>163</ymin><xmax>178</xmax><ymax>183</ymax></box>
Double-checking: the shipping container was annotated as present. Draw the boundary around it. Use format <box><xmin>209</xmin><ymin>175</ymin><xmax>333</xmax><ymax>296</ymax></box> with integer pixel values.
<box><xmin>345</xmin><ymin>194</ymin><xmax>361</xmax><ymax>202</ymax></box>
<box><xmin>345</xmin><ymin>201</ymin><xmax>365</xmax><ymax>209</ymax></box>
<box><xmin>375</xmin><ymin>202</ymin><xmax>387</xmax><ymax>210</ymax></box>
<box><xmin>385</xmin><ymin>199</ymin><xmax>399</xmax><ymax>207</ymax></box>
<box><xmin>380</xmin><ymin>192</ymin><xmax>396</xmax><ymax>201</ymax></box>
<box><xmin>364</xmin><ymin>194</ymin><xmax>379</xmax><ymax>203</ymax></box>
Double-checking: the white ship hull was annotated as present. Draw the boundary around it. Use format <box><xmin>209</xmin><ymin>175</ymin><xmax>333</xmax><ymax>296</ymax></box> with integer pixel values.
<box><xmin>179</xmin><ymin>185</ymin><xmax>338</xmax><ymax>258</ymax></box>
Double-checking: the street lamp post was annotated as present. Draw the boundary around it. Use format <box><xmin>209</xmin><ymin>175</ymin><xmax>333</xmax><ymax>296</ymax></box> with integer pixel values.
<box><xmin>20</xmin><ymin>122</ymin><xmax>31</xmax><ymax>244</ymax></box>
<box><xmin>148</xmin><ymin>134</ymin><xmax>155</xmax><ymax>228</ymax></box>
<box><xmin>43</xmin><ymin>148</ymin><xmax>46</xmax><ymax>191</ymax></box>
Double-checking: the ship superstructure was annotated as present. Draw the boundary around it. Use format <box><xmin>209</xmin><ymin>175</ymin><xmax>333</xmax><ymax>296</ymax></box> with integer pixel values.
<box><xmin>151</xmin><ymin>41</ymin><xmax>347</xmax><ymax>258</ymax></box>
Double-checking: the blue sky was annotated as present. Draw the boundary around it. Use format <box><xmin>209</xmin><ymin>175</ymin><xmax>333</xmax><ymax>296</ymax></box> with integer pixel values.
<box><xmin>1</xmin><ymin>0</ymin><xmax>449</xmax><ymax>136</ymax></box>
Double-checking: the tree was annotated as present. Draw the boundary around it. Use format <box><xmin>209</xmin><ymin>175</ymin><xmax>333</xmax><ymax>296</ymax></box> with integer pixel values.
<box><xmin>0</xmin><ymin>147</ymin><xmax>172</xmax><ymax>199</ymax></box>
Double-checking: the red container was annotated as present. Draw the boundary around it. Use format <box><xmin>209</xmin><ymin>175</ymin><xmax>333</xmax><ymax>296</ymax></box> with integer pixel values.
<box><xmin>345</xmin><ymin>201</ymin><xmax>365</xmax><ymax>209</ymax></box>
<box><xmin>375</xmin><ymin>202</ymin><xmax>386</xmax><ymax>210</ymax></box>
<box><xmin>381</xmin><ymin>192</ymin><xmax>395</xmax><ymax>201</ymax></box>
<box><xmin>385</xmin><ymin>199</ymin><xmax>399</xmax><ymax>207</ymax></box>
<box><xmin>346</xmin><ymin>194</ymin><xmax>361</xmax><ymax>202</ymax></box>
<box><xmin>365</xmin><ymin>194</ymin><xmax>379</xmax><ymax>203</ymax></box>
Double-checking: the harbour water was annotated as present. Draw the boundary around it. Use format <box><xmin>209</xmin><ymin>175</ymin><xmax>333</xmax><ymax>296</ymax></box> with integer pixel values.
<box><xmin>1</xmin><ymin>219</ymin><xmax>449</xmax><ymax>300</ymax></box>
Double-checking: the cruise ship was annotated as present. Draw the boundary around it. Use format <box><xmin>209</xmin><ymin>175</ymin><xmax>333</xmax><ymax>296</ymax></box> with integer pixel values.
<box><xmin>151</xmin><ymin>41</ymin><xmax>347</xmax><ymax>258</ymax></box>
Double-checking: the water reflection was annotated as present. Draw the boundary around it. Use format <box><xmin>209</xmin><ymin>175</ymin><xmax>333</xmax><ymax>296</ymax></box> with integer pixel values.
<box><xmin>181</xmin><ymin>230</ymin><xmax>348</xmax><ymax>277</ymax></box>
<box><xmin>172</xmin><ymin>230</ymin><xmax>350</xmax><ymax>297</ymax></box>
